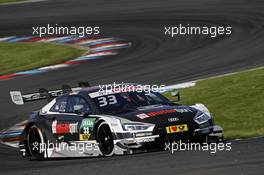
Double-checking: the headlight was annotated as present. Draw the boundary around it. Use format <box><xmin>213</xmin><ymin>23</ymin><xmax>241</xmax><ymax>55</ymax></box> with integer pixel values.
<box><xmin>122</xmin><ymin>123</ymin><xmax>154</xmax><ymax>131</ymax></box>
<box><xmin>194</xmin><ymin>113</ymin><xmax>211</xmax><ymax>124</ymax></box>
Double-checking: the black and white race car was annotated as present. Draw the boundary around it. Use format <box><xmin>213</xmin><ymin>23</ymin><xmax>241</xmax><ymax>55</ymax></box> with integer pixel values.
<box><xmin>10</xmin><ymin>82</ymin><xmax>223</xmax><ymax>160</ymax></box>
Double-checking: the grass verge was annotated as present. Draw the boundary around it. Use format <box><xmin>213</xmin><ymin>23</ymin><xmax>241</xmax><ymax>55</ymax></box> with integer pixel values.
<box><xmin>164</xmin><ymin>67</ymin><xmax>264</xmax><ymax>139</ymax></box>
<box><xmin>0</xmin><ymin>0</ymin><xmax>24</xmax><ymax>3</ymax></box>
<box><xmin>0</xmin><ymin>42</ymin><xmax>85</xmax><ymax>75</ymax></box>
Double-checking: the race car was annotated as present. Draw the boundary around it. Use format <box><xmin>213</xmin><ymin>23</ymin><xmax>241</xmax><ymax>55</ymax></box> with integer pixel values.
<box><xmin>10</xmin><ymin>82</ymin><xmax>223</xmax><ymax>160</ymax></box>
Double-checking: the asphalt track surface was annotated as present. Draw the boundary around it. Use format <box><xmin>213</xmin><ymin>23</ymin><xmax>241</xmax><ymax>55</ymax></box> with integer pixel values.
<box><xmin>0</xmin><ymin>0</ymin><xmax>264</xmax><ymax>174</ymax></box>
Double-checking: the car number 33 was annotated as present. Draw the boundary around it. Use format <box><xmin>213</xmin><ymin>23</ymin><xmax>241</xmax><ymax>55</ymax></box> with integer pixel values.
<box><xmin>98</xmin><ymin>95</ymin><xmax>117</xmax><ymax>107</ymax></box>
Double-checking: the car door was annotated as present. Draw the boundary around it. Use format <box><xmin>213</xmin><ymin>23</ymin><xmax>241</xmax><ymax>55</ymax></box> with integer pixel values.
<box><xmin>47</xmin><ymin>95</ymin><xmax>92</xmax><ymax>142</ymax></box>
<box><xmin>65</xmin><ymin>95</ymin><xmax>95</xmax><ymax>142</ymax></box>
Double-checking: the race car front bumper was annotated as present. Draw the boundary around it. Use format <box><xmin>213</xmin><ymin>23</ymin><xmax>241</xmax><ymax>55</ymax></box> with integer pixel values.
<box><xmin>194</xmin><ymin>124</ymin><xmax>224</xmax><ymax>141</ymax></box>
<box><xmin>116</xmin><ymin>124</ymin><xmax>224</xmax><ymax>151</ymax></box>
<box><xmin>116</xmin><ymin>134</ymin><xmax>160</xmax><ymax>150</ymax></box>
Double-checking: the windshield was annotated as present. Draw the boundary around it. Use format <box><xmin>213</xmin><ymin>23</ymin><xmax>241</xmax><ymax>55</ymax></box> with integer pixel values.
<box><xmin>91</xmin><ymin>91</ymin><xmax>170</xmax><ymax>114</ymax></box>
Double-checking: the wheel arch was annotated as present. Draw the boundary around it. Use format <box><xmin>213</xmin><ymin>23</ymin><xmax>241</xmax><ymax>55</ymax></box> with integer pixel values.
<box><xmin>94</xmin><ymin>119</ymin><xmax>106</xmax><ymax>140</ymax></box>
<box><xmin>21</xmin><ymin>122</ymin><xmax>47</xmax><ymax>158</ymax></box>
<box><xmin>20</xmin><ymin>122</ymin><xmax>36</xmax><ymax>157</ymax></box>
<box><xmin>94</xmin><ymin>119</ymin><xmax>117</xmax><ymax>140</ymax></box>
<box><xmin>20</xmin><ymin>122</ymin><xmax>35</xmax><ymax>144</ymax></box>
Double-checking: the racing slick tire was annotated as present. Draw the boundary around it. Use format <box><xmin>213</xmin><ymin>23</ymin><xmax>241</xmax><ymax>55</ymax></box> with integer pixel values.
<box><xmin>97</xmin><ymin>122</ymin><xmax>114</xmax><ymax>156</ymax></box>
<box><xmin>27</xmin><ymin>125</ymin><xmax>46</xmax><ymax>160</ymax></box>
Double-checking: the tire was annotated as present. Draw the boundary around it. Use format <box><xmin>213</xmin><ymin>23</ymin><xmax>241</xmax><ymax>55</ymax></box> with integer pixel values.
<box><xmin>27</xmin><ymin>125</ymin><xmax>45</xmax><ymax>160</ymax></box>
<box><xmin>97</xmin><ymin>122</ymin><xmax>114</xmax><ymax>156</ymax></box>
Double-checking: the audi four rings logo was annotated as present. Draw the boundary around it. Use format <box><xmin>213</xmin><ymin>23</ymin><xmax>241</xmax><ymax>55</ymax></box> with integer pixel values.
<box><xmin>168</xmin><ymin>117</ymin><xmax>179</xmax><ymax>122</ymax></box>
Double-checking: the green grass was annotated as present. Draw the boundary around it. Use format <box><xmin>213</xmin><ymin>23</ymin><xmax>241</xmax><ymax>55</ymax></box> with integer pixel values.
<box><xmin>164</xmin><ymin>67</ymin><xmax>264</xmax><ymax>139</ymax></box>
<box><xmin>0</xmin><ymin>42</ymin><xmax>85</xmax><ymax>75</ymax></box>
<box><xmin>0</xmin><ymin>0</ymin><xmax>24</xmax><ymax>3</ymax></box>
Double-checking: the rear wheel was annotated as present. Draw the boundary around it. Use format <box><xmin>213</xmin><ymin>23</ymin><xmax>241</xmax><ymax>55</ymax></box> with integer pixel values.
<box><xmin>27</xmin><ymin>125</ymin><xmax>45</xmax><ymax>160</ymax></box>
<box><xmin>97</xmin><ymin>122</ymin><xmax>114</xmax><ymax>156</ymax></box>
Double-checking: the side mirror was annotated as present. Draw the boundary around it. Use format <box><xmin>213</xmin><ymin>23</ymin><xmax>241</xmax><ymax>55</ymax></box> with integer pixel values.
<box><xmin>170</xmin><ymin>91</ymin><xmax>180</xmax><ymax>101</ymax></box>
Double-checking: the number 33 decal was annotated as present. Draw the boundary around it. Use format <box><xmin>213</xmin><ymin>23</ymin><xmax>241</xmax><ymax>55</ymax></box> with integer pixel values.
<box><xmin>97</xmin><ymin>95</ymin><xmax>117</xmax><ymax>107</ymax></box>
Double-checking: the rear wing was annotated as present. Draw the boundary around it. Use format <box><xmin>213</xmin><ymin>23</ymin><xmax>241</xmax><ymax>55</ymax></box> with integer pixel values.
<box><xmin>10</xmin><ymin>82</ymin><xmax>90</xmax><ymax>105</ymax></box>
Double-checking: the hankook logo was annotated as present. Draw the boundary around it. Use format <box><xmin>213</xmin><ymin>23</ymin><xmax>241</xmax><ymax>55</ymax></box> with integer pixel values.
<box><xmin>168</xmin><ymin>117</ymin><xmax>179</xmax><ymax>122</ymax></box>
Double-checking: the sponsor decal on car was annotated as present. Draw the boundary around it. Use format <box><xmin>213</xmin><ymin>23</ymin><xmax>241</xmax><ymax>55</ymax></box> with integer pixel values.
<box><xmin>168</xmin><ymin>117</ymin><xmax>179</xmax><ymax>122</ymax></box>
<box><xmin>136</xmin><ymin>113</ymin><xmax>150</xmax><ymax>119</ymax></box>
<box><xmin>137</xmin><ymin>108</ymin><xmax>191</xmax><ymax>119</ymax></box>
<box><xmin>79</xmin><ymin>133</ymin><xmax>91</xmax><ymax>141</ymax></box>
<box><xmin>136</xmin><ymin>137</ymin><xmax>156</xmax><ymax>143</ymax></box>
<box><xmin>175</xmin><ymin>108</ymin><xmax>191</xmax><ymax>113</ymax></box>
<box><xmin>147</xmin><ymin>109</ymin><xmax>177</xmax><ymax>117</ymax></box>
<box><xmin>137</xmin><ymin>109</ymin><xmax>177</xmax><ymax>119</ymax></box>
<box><xmin>79</xmin><ymin>118</ymin><xmax>96</xmax><ymax>141</ymax></box>
<box><xmin>166</xmin><ymin>124</ymin><xmax>188</xmax><ymax>134</ymax></box>
<box><xmin>52</xmin><ymin>120</ymin><xmax>78</xmax><ymax>134</ymax></box>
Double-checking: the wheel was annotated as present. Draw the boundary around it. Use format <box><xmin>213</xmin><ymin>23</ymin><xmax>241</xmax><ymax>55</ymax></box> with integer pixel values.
<box><xmin>27</xmin><ymin>125</ymin><xmax>45</xmax><ymax>160</ymax></box>
<box><xmin>97</xmin><ymin>122</ymin><xmax>114</xmax><ymax>156</ymax></box>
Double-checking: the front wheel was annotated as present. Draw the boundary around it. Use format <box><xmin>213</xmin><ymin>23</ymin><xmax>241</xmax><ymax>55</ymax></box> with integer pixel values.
<box><xmin>97</xmin><ymin>122</ymin><xmax>114</xmax><ymax>156</ymax></box>
<box><xmin>27</xmin><ymin>125</ymin><xmax>45</xmax><ymax>160</ymax></box>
